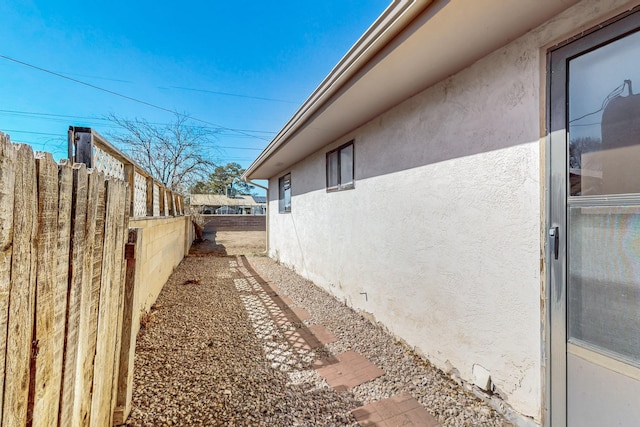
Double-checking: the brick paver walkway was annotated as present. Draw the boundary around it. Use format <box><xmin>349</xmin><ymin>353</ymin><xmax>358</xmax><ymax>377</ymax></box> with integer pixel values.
<box><xmin>352</xmin><ymin>393</ymin><xmax>442</xmax><ymax>427</ymax></box>
<box><xmin>231</xmin><ymin>255</ymin><xmax>441</xmax><ymax>426</ymax></box>
<box><xmin>131</xmin><ymin>230</ymin><xmax>502</xmax><ymax>425</ymax></box>
<box><xmin>316</xmin><ymin>351</ymin><xmax>384</xmax><ymax>391</ymax></box>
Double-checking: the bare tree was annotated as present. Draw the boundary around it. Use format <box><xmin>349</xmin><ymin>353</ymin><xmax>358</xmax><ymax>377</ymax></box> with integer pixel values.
<box><xmin>106</xmin><ymin>113</ymin><xmax>218</xmax><ymax>192</ymax></box>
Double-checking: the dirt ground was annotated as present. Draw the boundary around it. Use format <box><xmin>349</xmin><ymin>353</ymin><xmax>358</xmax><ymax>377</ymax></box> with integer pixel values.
<box><xmin>189</xmin><ymin>226</ymin><xmax>267</xmax><ymax>257</ymax></box>
<box><xmin>215</xmin><ymin>230</ymin><xmax>266</xmax><ymax>255</ymax></box>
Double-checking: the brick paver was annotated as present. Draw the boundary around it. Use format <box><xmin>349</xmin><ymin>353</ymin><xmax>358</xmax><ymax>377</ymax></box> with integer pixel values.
<box><xmin>352</xmin><ymin>392</ymin><xmax>442</xmax><ymax>427</ymax></box>
<box><xmin>280</xmin><ymin>295</ymin><xmax>294</xmax><ymax>305</ymax></box>
<box><xmin>316</xmin><ymin>350</ymin><xmax>384</xmax><ymax>391</ymax></box>
<box><xmin>307</xmin><ymin>324</ymin><xmax>337</xmax><ymax>344</ymax></box>
<box><xmin>290</xmin><ymin>307</ymin><xmax>311</xmax><ymax>321</ymax></box>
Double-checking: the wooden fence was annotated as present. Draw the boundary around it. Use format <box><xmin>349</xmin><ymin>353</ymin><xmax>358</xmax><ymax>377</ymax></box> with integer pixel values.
<box><xmin>68</xmin><ymin>127</ymin><xmax>185</xmax><ymax>218</ymax></box>
<box><xmin>0</xmin><ymin>132</ymin><xmax>136</xmax><ymax>426</ymax></box>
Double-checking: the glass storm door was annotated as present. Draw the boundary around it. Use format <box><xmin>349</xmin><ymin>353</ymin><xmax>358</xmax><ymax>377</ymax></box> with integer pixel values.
<box><xmin>548</xmin><ymin>10</ymin><xmax>640</xmax><ymax>427</ymax></box>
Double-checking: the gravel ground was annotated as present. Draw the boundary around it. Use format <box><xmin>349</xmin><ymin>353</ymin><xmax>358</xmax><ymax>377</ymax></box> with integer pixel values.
<box><xmin>126</xmin><ymin>253</ymin><xmax>511</xmax><ymax>426</ymax></box>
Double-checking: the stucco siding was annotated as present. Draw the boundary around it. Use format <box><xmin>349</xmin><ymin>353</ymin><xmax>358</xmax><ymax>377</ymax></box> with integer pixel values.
<box><xmin>266</xmin><ymin>0</ymin><xmax>637</xmax><ymax>422</ymax></box>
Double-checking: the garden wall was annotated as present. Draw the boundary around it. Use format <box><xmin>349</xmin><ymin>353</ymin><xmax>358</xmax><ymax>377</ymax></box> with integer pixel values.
<box><xmin>203</xmin><ymin>214</ymin><xmax>266</xmax><ymax>231</ymax></box>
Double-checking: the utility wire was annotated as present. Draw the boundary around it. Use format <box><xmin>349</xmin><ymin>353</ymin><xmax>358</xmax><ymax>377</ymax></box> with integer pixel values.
<box><xmin>0</xmin><ymin>54</ymin><xmax>272</xmax><ymax>142</ymax></box>
<box><xmin>217</xmin><ymin>146</ymin><xmax>263</xmax><ymax>151</ymax></box>
<box><xmin>2</xmin><ymin>129</ymin><xmax>61</xmax><ymax>136</ymax></box>
<box><xmin>2</xmin><ymin>125</ymin><xmax>268</xmax><ymax>154</ymax></box>
<box><xmin>0</xmin><ymin>109</ymin><xmax>107</xmax><ymax>121</ymax></box>
<box><xmin>169</xmin><ymin>86</ymin><xmax>296</xmax><ymax>103</ymax></box>
<box><xmin>2</xmin><ymin>127</ymin><xmax>266</xmax><ymax>152</ymax></box>
<box><xmin>569</xmin><ymin>82</ymin><xmax>626</xmax><ymax>124</ymax></box>
<box><xmin>3</xmin><ymin>129</ymin><xmax>255</xmax><ymax>159</ymax></box>
<box><xmin>0</xmin><ymin>108</ymin><xmax>277</xmax><ymax>136</ymax></box>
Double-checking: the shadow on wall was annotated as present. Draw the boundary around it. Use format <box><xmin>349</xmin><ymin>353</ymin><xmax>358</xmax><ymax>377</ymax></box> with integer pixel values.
<box><xmin>272</xmin><ymin>44</ymin><xmax>541</xmax><ymax>198</ymax></box>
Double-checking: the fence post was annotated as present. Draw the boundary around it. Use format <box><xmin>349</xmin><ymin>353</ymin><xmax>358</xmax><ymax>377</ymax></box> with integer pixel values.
<box><xmin>72</xmin><ymin>128</ymin><xmax>93</xmax><ymax>168</ymax></box>
<box><xmin>124</xmin><ymin>165</ymin><xmax>135</xmax><ymax>217</ymax></box>
<box><xmin>145</xmin><ymin>177</ymin><xmax>153</xmax><ymax>217</ymax></box>
<box><xmin>158</xmin><ymin>187</ymin><xmax>167</xmax><ymax>216</ymax></box>
<box><xmin>113</xmin><ymin>228</ymin><xmax>141</xmax><ymax>425</ymax></box>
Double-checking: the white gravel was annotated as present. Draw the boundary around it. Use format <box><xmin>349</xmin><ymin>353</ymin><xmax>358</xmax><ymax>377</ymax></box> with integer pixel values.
<box><xmin>125</xmin><ymin>254</ymin><xmax>511</xmax><ymax>426</ymax></box>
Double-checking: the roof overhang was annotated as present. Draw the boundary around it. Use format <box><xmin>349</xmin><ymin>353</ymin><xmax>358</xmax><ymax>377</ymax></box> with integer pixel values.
<box><xmin>244</xmin><ymin>0</ymin><xmax>578</xmax><ymax>181</ymax></box>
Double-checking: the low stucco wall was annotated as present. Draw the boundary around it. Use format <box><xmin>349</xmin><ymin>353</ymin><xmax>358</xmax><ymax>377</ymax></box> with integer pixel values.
<box><xmin>129</xmin><ymin>216</ymin><xmax>192</xmax><ymax>327</ymax></box>
<box><xmin>114</xmin><ymin>215</ymin><xmax>192</xmax><ymax>422</ymax></box>
<box><xmin>266</xmin><ymin>0</ymin><xmax>634</xmax><ymax>423</ymax></box>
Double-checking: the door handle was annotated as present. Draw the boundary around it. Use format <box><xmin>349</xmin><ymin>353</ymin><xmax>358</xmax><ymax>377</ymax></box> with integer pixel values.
<box><xmin>549</xmin><ymin>227</ymin><xmax>559</xmax><ymax>260</ymax></box>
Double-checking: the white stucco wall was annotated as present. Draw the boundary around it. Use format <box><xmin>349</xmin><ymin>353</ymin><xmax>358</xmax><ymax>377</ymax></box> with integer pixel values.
<box><xmin>267</xmin><ymin>0</ymin><xmax>636</xmax><ymax>423</ymax></box>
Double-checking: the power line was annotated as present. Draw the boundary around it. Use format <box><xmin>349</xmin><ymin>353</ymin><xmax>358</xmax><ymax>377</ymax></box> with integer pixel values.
<box><xmin>217</xmin><ymin>146</ymin><xmax>263</xmax><ymax>151</ymax></box>
<box><xmin>1</xmin><ymin>127</ymin><xmax>266</xmax><ymax>152</ymax></box>
<box><xmin>0</xmin><ymin>54</ymin><xmax>272</xmax><ymax>142</ymax></box>
<box><xmin>57</xmin><ymin>72</ymin><xmax>132</xmax><ymax>84</ymax></box>
<box><xmin>2</xmin><ymin>129</ymin><xmax>62</xmax><ymax>137</ymax></box>
<box><xmin>569</xmin><ymin>82</ymin><xmax>626</xmax><ymax>124</ymax></box>
<box><xmin>0</xmin><ymin>108</ymin><xmax>277</xmax><ymax>136</ymax></box>
<box><xmin>0</xmin><ymin>109</ymin><xmax>107</xmax><ymax>121</ymax></box>
<box><xmin>168</xmin><ymin>86</ymin><xmax>296</xmax><ymax>103</ymax></box>
<box><xmin>1</xmin><ymin>124</ymin><xmax>260</xmax><ymax>160</ymax></box>
<box><xmin>7</xmin><ymin>138</ymin><xmax>254</xmax><ymax>163</ymax></box>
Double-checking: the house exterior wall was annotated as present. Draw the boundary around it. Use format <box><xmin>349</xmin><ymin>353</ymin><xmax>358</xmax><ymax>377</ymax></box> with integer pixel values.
<box><xmin>266</xmin><ymin>0</ymin><xmax>636</xmax><ymax>423</ymax></box>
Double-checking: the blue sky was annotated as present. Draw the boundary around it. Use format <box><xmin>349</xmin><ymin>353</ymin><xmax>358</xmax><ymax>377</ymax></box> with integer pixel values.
<box><xmin>0</xmin><ymin>0</ymin><xmax>389</xmax><ymax>192</ymax></box>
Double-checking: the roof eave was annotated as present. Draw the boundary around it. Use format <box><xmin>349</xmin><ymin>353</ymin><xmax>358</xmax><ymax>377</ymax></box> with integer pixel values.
<box><xmin>242</xmin><ymin>0</ymin><xmax>433</xmax><ymax>181</ymax></box>
<box><xmin>244</xmin><ymin>0</ymin><xmax>579</xmax><ymax>181</ymax></box>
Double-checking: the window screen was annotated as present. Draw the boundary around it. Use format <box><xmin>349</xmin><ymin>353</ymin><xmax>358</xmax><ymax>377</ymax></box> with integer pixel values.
<box><xmin>326</xmin><ymin>141</ymin><xmax>354</xmax><ymax>191</ymax></box>
<box><xmin>278</xmin><ymin>173</ymin><xmax>291</xmax><ymax>213</ymax></box>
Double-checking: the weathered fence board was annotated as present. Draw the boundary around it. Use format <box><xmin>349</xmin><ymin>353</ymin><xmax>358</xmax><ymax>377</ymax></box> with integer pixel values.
<box><xmin>0</xmin><ymin>134</ymin><xmax>16</xmax><ymax>425</ymax></box>
<box><xmin>31</xmin><ymin>153</ymin><xmax>60</xmax><ymax>426</ymax></box>
<box><xmin>74</xmin><ymin>170</ymin><xmax>105</xmax><ymax>427</ymax></box>
<box><xmin>90</xmin><ymin>179</ymin><xmax>127</xmax><ymax>427</ymax></box>
<box><xmin>58</xmin><ymin>164</ymin><xmax>88</xmax><ymax>427</ymax></box>
<box><xmin>0</xmin><ymin>131</ymin><xmax>186</xmax><ymax>426</ymax></box>
<box><xmin>88</xmin><ymin>169</ymin><xmax>107</xmax><ymax>426</ymax></box>
<box><xmin>3</xmin><ymin>144</ymin><xmax>38</xmax><ymax>427</ymax></box>
<box><xmin>110</xmin><ymin>186</ymin><xmax>130</xmax><ymax>423</ymax></box>
<box><xmin>53</xmin><ymin>161</ymin><xmax>73</xmax><ymax>426</ymax></box>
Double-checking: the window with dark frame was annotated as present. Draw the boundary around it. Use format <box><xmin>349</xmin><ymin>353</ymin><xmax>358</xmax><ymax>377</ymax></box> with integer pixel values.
<box><xmin>326</xmin><ymin>141</ymin><xmax>354</xmax><ymax>191</ymax></box>
<box><xmin>278</xmin><ymin>172</ymin><xmax>291</xmax><ymax>213</ymax></box>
